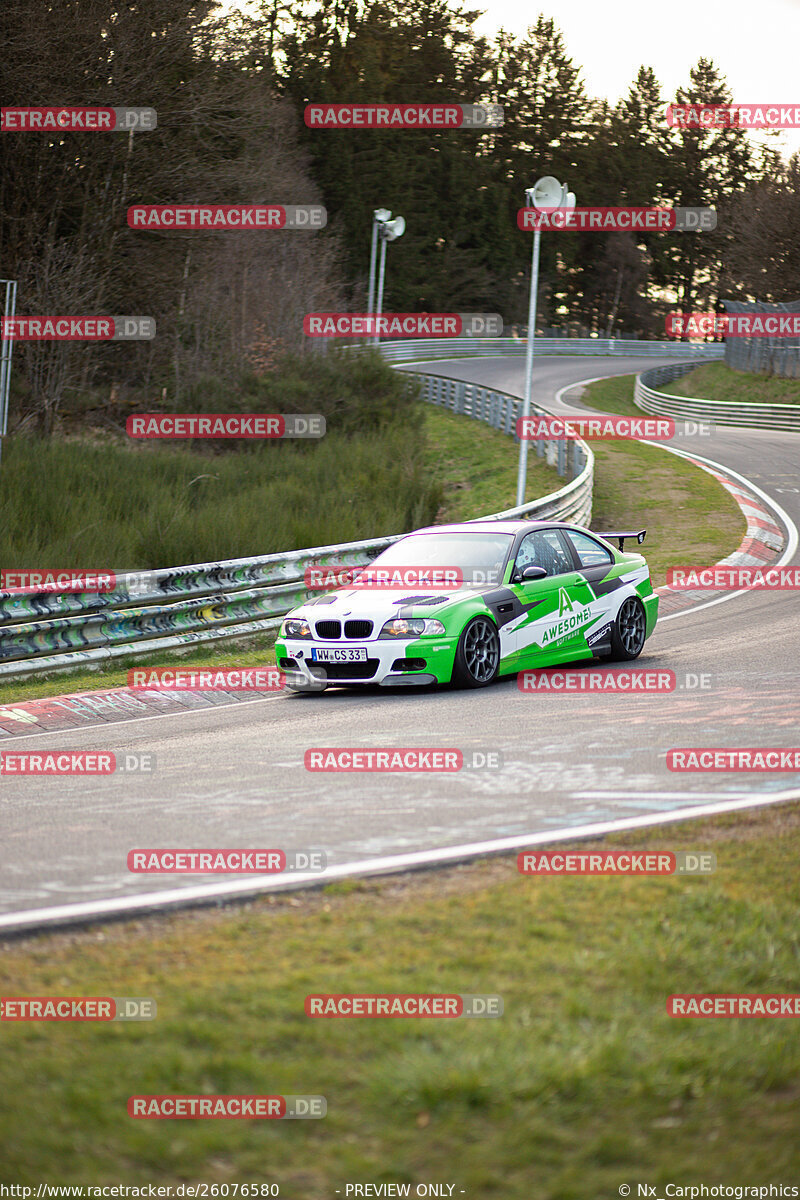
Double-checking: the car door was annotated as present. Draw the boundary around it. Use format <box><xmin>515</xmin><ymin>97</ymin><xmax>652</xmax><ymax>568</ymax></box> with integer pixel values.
<box><xmin>560</xmin><ymin>528</ymin><xmax>624</xmax><ymax>654</ymax></box>
<box><xmin>507</xmin><ymin>528</ymin><xmax>596</xmax><ymax>668</ymax></box>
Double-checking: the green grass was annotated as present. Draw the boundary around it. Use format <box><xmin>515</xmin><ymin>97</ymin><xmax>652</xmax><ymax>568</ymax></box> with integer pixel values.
<box><xmin>0</xmin><ymin>427</ymin><xmax>441</xmax><ymax>567</ymax></box>
<box><xmin>420</xmin><ymin>404</ymin><xmax>562</xmax><ymax>522</ymax></box>
<box><xmin>573</xmin><ymin>373</ymin><xmax>644</xmax><ymax>417</ymax></box>
<box><xmin>0</xmin><ymin>636</ymin><xmax>279</xmax><ymax>705</ymax></box>
<box><xmin>662</xmin><ymin>361</ymin><xmax>800</xmax><ymax>405</ymax></box>
<box><xmin>0</xmin><ymin>348</ymin><xmax>441</xmax><ymax>567</ymax></box>
<box><xmin>2</xmin><ymin>803</ymin><xmax>800</xmax><ymax>1191</ymax></box>
<box><xmin>578</xmin><ymin>376</ymin><xmax>747</xmax><ymax>587</ymax></box>
<box><xmin>0</xmin><ymin>392</ymin><xmax>559</xmax><ymax>570</ymax></box>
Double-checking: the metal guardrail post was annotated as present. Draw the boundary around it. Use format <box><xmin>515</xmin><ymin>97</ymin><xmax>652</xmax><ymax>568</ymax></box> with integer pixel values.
<box><xmin>456</xmin><ymin>381</ymin><xmax>466</xmax><ymax>414</ymax></box>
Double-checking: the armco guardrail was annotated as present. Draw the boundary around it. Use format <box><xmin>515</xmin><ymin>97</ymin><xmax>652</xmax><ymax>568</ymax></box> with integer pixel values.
<box><xmin>371</xmin><ymin>337</ymin><xmax>726</xmax><ymax>363</ymax></box>
<box><xmin>635</xmin><ymin>361</ymin><xmax>800</xmax><ymax>431</ymax></box>
<box><xmin>0</xmin><ymin>373</ymin><xmax>592</xmax><ymax>679</ymax></box>
<box><xmin>410</xmin><ymin>371</ymin><xmax>593</xmax><ymax>526</ymax></box>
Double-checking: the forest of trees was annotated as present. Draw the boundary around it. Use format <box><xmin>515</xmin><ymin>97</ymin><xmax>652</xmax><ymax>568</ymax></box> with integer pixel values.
<box><xmin>1</xmin><ymin>0</ymin><xmax>797</xmax><ymax>433</ymax></box>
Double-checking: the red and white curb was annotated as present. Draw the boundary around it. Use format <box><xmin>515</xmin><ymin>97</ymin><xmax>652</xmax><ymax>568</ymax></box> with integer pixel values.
<box><xmin>651</xmin><ymin>446</ymin><xmax>790</xmax><ymax>618</ymax></box>
<box><xmin>0</xmin><ymin>685</ymin><xmax>275</xmax><ymax>739</ymax></box>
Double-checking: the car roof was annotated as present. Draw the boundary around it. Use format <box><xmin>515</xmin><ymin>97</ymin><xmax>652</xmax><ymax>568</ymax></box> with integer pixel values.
<box><xmin>399</xmin><ymin>520</ymin><xmax>583</xmax><ymax>536</ymax></box>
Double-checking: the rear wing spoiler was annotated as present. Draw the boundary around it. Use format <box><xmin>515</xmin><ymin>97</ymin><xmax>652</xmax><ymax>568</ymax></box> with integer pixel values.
<box><xmin>597</xmin><ymin>529</ymin><xmax>647</xmax><ymax>550</ymax></box>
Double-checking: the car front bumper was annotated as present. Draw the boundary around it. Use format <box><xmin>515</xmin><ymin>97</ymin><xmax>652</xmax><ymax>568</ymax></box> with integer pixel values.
<box><xmin>275</xmin><ymin>636</ymin><xmax>458</xmax><ymax>688</ymax></box>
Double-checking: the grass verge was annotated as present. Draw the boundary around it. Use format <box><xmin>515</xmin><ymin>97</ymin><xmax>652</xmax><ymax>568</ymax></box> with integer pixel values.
<box><xmin>662</xmin><ymin>361</ymin><xmax>800</xmax><ymax>405</ymax></box>
<box><xmin>420</xmin><ymin>404</ymin><xmax>562</xmax><ymax>522</ymax></box>
<box><xmin>0</xmin><ymin>636</ymin><xmax>279</xmax><ymax>707</ymax></box>
<box><xmin>577</xmin><ymin>375</ymin><xmax>747</xmax><ymax>587</ymax></box>
<box><xmin>2</xmin><ymin>802</ymin><xmax>800</xmax><ymax>1191</ymax></box>
<box><xmin>0</xmin><ymin>426</ymin><xmax>440</xmax><ymax>567</ymax></box>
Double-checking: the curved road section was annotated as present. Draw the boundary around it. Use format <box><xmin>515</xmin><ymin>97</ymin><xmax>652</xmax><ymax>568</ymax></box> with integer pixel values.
<box><xmin>1</xmin><ymin>355</ymin><xmax>798</xmax><ymax>933</ymax></box>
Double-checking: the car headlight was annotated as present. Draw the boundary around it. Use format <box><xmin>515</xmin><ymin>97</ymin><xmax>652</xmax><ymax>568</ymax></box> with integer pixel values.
<box><xmin>378</xmin><ymin>618</ymin><xmax>446</xmax><ymax>639</ymax></box>
<box><xmin>281</xmin><ymin>617</ymin><xmax>312</xmax><ymax>639</ymax></box>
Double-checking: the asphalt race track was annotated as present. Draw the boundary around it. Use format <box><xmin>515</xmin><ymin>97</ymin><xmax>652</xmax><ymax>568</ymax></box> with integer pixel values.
<box><xmin>1</xmin><ymin>354</ymin><xmax>799</xmax><ymax>933</ymax></box>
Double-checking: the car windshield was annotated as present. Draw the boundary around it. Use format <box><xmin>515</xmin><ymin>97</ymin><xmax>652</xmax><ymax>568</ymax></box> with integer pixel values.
<box><xmin>365</xmin><ymin>531</ymin><xmax>513</xmax><ymax>586</ymax></box>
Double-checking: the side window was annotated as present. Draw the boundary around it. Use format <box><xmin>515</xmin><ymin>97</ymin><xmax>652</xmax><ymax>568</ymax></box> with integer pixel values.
<box><xmin>567</xmin><ymin>531</ymin><xmax>614</xmax><ymax>567</ymax></box>
<box><xmin>515</xmin><ymin>529</ymin><xmax>574</xmax><ymax>578</ymax></box>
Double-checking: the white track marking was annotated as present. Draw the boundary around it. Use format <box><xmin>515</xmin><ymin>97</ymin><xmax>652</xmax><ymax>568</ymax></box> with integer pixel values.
<box><xmin>554</xmin><ymin>376</ymin><xmax>613</xmax><ymax>408</ymax></box>
<box><xmin>2</xmin><ymin>786</ymin><xmax>799</xmax><ymax>932</ymax></box>
<box><xmin>551</xmin><ymin>372</ymin><xmax>799</xmax><ymax>622</ymax></box>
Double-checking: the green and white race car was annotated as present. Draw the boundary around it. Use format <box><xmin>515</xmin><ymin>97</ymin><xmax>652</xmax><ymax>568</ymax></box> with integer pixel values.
<box><xmin>275</xmin><ymin>520</ymin><xmax>659</xmax><ymax>691</ymax></box>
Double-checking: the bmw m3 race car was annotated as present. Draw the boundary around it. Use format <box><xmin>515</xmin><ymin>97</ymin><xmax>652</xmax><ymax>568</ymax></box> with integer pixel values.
<box><xmin>275</xmin><ymin>520</ymin><xmax>659</xmax><ymax>691</ymax></box>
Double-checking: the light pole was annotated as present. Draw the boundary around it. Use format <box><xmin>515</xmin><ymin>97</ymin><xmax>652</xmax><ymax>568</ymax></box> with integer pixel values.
<box><xmin>367</xmin><ymin>208</ymin><xmax>392</xmax><ymax>324</ymax></box>
<box><xmin>373</xmin><ymin>214</ymin><xmax>405</xmax><ymax>345</ymax></box>
<box><xmin>516</xmin><ymin>177</ymin><xmax>575</xmax><ymax>507</ymax></box>
<box><xmin>0</xmin><ymin>278</ymin><xmax>18</xmax><ymax>476</ymax></box>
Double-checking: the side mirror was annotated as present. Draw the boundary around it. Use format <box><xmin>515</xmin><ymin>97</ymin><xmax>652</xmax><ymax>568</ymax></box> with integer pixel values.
<box><xmin>513</xmin><ymin>564</ymin><xmax>548</xmax><ymax>583</ymax></box>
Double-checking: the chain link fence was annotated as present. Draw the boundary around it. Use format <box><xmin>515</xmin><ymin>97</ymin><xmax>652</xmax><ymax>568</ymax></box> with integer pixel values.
<box><xmin>722</xmin><ymin>300</ymin><xmax>800</xmax><ymax>379</ymax></box>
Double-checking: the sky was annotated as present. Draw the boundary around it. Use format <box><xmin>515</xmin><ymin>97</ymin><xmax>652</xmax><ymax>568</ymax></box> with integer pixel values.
<box><xmin>221</xmin><ymin>0</ymin><xmax>800</xmax><ymax>161</ymax></box>
<box><xmin>472</xmin><ymin>0</ymin><xmax>800</xmax><ymax>161</ymax></box>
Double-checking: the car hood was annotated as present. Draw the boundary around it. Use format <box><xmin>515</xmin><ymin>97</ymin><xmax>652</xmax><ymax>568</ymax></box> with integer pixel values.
<box><xmin>291</xmin><ymin>583</ymin><xmax>487</xmax><ymax>624</ymax></box>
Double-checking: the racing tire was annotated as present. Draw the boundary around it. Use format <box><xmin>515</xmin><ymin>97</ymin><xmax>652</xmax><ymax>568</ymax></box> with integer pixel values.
<box><xmin>451</xmin><ymin>616</ymin><xmax>500</xmax><ymax>688</ymax></box>
<box><xmin>608</xmin><ymin>595</ymin><xmax>647</xmax><ymax>661</ymax></box>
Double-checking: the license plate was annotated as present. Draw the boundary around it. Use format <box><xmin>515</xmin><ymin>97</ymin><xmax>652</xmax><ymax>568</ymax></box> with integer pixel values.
<box><xmin>311</xmin><ymin>647</ymin><xmax>367</xmax><ymax>663</ymax></box>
